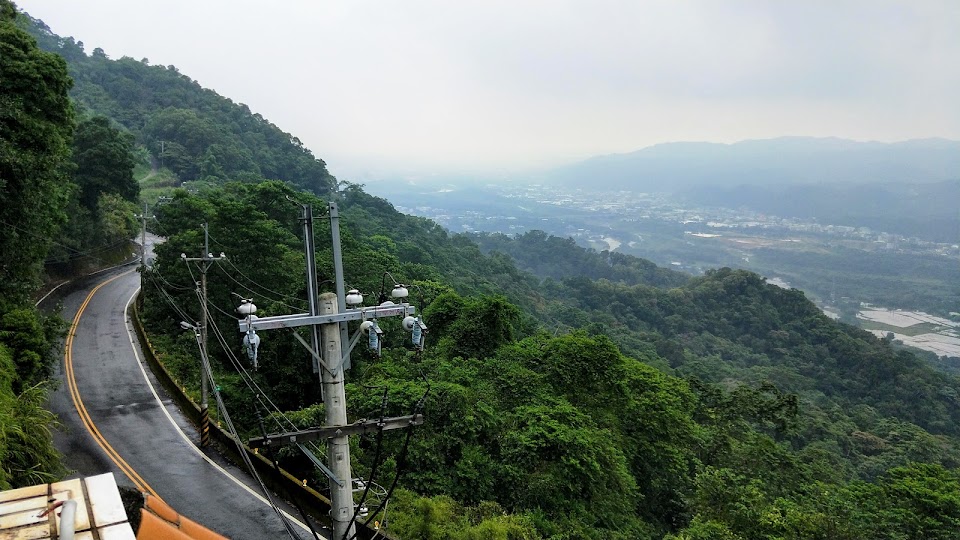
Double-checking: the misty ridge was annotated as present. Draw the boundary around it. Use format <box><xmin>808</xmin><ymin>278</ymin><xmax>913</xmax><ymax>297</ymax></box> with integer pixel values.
<box><xmin>546</xmin><ymin>137</ymin><xmax>960</xmax><ymax>242</ymax></box>
<box><xmin>550</xmin><ymin>137</ymin><xmax>959</xmax><ymax>190</ymax></box>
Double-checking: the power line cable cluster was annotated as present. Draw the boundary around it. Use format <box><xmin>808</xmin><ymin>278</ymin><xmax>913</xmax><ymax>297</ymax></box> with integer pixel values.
<box><xmin>207</xmin><ymin>286</ymin><xmax>428</xmax><ymax>538</ymax></box>
<box><xmin>148</xmin><ymin>270</ymin><xmax>318</xmax><ymax>537</ymax></box>
<box><xmin>0</xmin><ymin>219</ymin><xmax>133</xmax><ymax>264</ymax></box>
<box><xmin>344</xmin><ymin>369</ymin><xmax>430</xmax><ymax>540</ymax></box>
<box><xmin>201</xmin><ymin>352</ymin><xmax>301</xmax><ymax>540</ymax></box>
<box><xmin>198</xmin><ymin>293</ymin><xmax>337</xmax><ymax>539</ymax></box>
<box><xmin>215</xmin><ymin>261</ymin><xmax>305</xmax><ymax>311</ymax></box>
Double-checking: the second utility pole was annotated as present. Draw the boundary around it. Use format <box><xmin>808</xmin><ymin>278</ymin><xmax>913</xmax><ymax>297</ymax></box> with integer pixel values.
<box><xmin>182</xmin><ymin>223</ymin><xmax>226</xmax><ymax>448</ymax></box>
<box><xmin>302</xmin><ymin>203</ymin><xmax>355</xmax><ymax>539</ymax></box>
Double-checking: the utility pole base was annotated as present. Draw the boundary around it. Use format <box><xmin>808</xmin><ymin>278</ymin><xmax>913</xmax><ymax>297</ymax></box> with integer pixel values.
<box><xmin>200</xmin><ymin>407</ymin><xmax>210</xmax><ymax>448</ymax></box>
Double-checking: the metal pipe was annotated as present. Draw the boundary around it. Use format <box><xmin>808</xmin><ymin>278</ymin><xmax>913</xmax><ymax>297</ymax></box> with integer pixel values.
<box><xmin>59</xmin><ymin>500</ymin><xmax>77</xmax><ymax>540</ymax></box>
<box><xmin>302</xmin><ymin>205</ymin><xmax>323</xmax><ymax>383</ymax></box>
<box><xmin>329</xmin><ymin>202</ymin><xmax>352</xmax><ymax>371</ymax></box>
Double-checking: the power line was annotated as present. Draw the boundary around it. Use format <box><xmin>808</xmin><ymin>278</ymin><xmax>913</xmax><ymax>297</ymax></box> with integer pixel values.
<box><xmin>43</xmin><ymin>237</ymin><xmax>135</xmax><ymax>263</ymax></box>
<box><xmin>0</xmin><ymin>219</ymin><xmax>99</xmax><ymax>259</ymax></box>
<box><xmin>147</xmin><ymin>273</ymin><xmax>195</xmax><ymax>324</ymax></box>
<box><xmin>150</xmin><ymin>267</ymin><xmax>194</xmax><ymax>291</ymax></box>
<box><xmin>202</xmin><ymin>302</ymin><xmax>325</xmax><ymax>451</ymax></box>
<box><xmin>201</xmin><ymin>356</ymin><xmax>300</xmax><ymax>540</ymax></box>
<box><xmin>204</xmin><ymin>296</ymin><xmax>242</xmax><ymax>320</ymax></box>
<box><xmin>214</xmin><ymin>262</ymin><xmax>305</xmax><ymax>312</ymax></box>
<box><xmin>0</xmin><ymin>218</ymin><xmax>141</xmax><ymax>265</ymax></box>
<box><xmin>207</xmin><ymin>229</ymin><xmax>311</xmax><ymax>308</ymax></box>
<box><xmin>224</xmin><ymin>256</ymin><xmax>308</xmax><ymax>306</ymax></box>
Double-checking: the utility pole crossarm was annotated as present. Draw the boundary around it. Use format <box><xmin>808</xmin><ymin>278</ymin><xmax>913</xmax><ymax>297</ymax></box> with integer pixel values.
<box><xmin>248</xmin><ymin>414</ymin><xmax>424</xmax><ymax>449</ymax></box>
<box><xmin>237</xmin><ymin>304</ymin><xmax>415</xmax><ymax>332</ymax></box>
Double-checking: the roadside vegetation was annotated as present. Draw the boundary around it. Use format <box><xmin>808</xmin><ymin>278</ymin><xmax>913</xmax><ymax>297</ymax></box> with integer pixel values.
<box><xmin>0</xmin><ymin>0</ymin><xmax>137</xmax><ymax>489</ymax></box>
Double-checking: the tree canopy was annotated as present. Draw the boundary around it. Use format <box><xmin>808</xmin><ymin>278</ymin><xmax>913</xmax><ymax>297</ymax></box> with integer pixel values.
<box><xmin>0</xmin><ymin>0</ymin><xmax>73</xmax><ymax>305</ymax></box>
<box><xmin>0</xmin><ymin>0</ymin><xmax>70</xmax><ymax>489</ymax></box>
<box><xmin>18</xmin><ymin>12</ymin><xmax>336</xmax><ymax>195</ymax></box>
<box><xmin>138</xmin><ymin>182</ymin><xmax>960</xmax><ymax>539</ymax></box>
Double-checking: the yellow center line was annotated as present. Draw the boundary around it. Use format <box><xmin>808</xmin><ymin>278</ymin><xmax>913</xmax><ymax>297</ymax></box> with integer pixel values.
<box><xmin>64</xmin><ymin>269</ymin><xmax>163</xmax><ymax>502</ymax></box>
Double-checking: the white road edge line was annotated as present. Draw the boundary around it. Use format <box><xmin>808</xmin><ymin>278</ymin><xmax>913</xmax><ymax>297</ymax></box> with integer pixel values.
<box><xmin>123</xmin><ymin>287</ymin><xmax>312</xmax><ymax>534</ymax></box>
<box><xmin>35</xmin><ymin>256</ymin><xmax>139</xmax><ymax>307</ymax></box>
<box><xmin>35</xmin><ymin>281</ymin><xmax>70</xmax><ymax>307</ymax></box>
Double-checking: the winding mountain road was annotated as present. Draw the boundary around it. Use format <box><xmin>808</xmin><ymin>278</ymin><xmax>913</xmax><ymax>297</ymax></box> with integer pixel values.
<box><xmin>41</xmin><ymin>240</ymin><xmax>325</xmax><ymax>539</ymax></box>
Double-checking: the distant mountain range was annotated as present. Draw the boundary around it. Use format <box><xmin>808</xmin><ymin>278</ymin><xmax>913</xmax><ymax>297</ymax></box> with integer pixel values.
<box><xmin>548</xmin><ymin>137</ymin><xmax>960</xmax><ymax>190</ymax></box>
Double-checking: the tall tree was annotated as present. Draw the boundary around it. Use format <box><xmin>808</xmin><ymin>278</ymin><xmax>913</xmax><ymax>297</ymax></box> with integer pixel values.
<box><xmin>0</xmin><ymin>0</ymin><xmax>69</xmax><ymax>489</ymax></box>
<box><xmin>72</xmin><ymin>115</ymin><xmax>138</xmax><ymax>209</ymax></box>
<box><xmin>0</xmin><ymin>0</ymin><xmax>74</xmax><ymax>305</ymax></box>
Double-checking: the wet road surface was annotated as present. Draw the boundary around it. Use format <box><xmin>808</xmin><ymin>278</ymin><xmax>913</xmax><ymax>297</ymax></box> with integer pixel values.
<box><xmin>42</xmin><ymin>240</ymin><xmax>327</xmax><ymax>539</ymax></box>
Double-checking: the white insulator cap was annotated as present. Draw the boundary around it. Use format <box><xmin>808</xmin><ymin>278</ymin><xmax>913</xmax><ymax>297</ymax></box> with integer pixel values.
<box><xmin>402</xmin><ymin>316</ymin><xmax>416</xmax><ymax>332</ymax></box>
<box><xmin>346</xmin><ymin>289</ymin><xmax>364</xmax><ymax>305</ymax></box>
<box><xmin>359</xmin><ymin>320</ymin><xmax>374</xmax><ymax>334</ymax></box>
<box><xmin>237</xmin><ymin>300</ymin><xmax>258</xmax><ymax>315</ymax></box>
<box><xmin>391</xmin><ymin>284</ymin><xmax>409</xmax><ymax>299</ymax></box>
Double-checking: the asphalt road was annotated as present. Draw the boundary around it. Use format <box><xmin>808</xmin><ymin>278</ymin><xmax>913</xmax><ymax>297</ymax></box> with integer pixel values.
<box><xmin>42</xmin><ymin>238</ymin><xmax>327</xmax><ymax>539</ymax></box>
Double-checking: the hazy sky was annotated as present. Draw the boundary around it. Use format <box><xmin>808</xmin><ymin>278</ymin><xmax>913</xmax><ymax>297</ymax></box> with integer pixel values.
<box><xmin>17</xmin><ymin>0</ymin><xmax>960</xmax><ymax>178</ymax></box>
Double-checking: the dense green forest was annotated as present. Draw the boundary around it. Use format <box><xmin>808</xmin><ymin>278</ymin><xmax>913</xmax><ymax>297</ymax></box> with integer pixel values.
<box><xmin>137</xmin><ymin>183</ymin><xmax>960</xmax><ymax>539</ymax></box>
<box><xmin>7</xmin><ymin>3</ymin><xmax>960</xmax><ymax>539</ymax></box>
<box><xmin>18</xmin><ymin>11</ymin><xmax>336</xmax><ymax>196</ymax></box>
<box><xmin>0</xmin><ymin>1</ymin><xmax>144</xmax><ymax>489</ymax></box>
<box><xmin>746</xmin><ymin>246</ymin><xmax>960</xmax><ymax>320</ymax></box>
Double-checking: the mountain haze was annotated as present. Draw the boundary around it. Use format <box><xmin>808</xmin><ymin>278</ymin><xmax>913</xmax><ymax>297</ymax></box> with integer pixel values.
<box><xmin>550</xmin><ymin>137</ymin><xmax>960</xmax><ymax>191</ymax></box>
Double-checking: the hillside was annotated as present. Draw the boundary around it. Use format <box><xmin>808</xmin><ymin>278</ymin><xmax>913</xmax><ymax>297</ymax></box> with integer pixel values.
<box><xmin>11</xmin><ymin>6</ymin><xmax>960</xmax><ymax>539</ymax></box>
<box><xmin>19</xmin><ymin>12</ymin><xmax>336</xmax><ymax>196</ymax></box>
<box><xmin>143</xmin><ymin>183</ymin><xmax>960</xmax><ymax>539</ymax></box>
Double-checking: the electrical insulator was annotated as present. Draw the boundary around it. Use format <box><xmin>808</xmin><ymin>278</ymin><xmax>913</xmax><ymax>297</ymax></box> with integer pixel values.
<box><xmin>367</xmin><ymin>321</ymin><xmax>382</xmax><ymax>356</ymax></box>
<box><xmin>243</xmin><ymin>330</ymin><xmax>260</xmax><ymax>369</ymax></box>
<box><xmin>346</xmin><ymin>289</ymin><xmax>363</xmax><ymax>305</ymax></box>
<box><xmin>237</xmin><ymin>300</ymin><xmax>257</xmax><ymax>316</ymax></box>
<box><xmin>391</xmin><ymin>284</ymin><xmax>409</xmax><ymax>300</ymax></box>
<box><xmin>412</xmin><ymin>317</ymin><xmax>427</xmax><ymax>350</ymax></box>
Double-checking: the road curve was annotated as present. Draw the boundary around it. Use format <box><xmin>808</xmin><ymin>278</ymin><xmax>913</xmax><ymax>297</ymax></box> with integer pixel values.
<box><xmin>44</xmin><ymin>264</ymin><xmax>325</xmax><ymax>539</ymax></box>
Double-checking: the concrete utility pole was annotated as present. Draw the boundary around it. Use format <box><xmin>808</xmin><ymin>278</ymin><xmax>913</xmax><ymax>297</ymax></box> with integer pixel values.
<box><xmin>135</xmin><ymin>203</ymin><xmax>149</xmax><ymax>288</ymax></box>
<box><xmin>240</xmin><ymin>202</ymin><xmax>422</xmax><ymax>540</ymax></box>
<box><xmin>319</xmin><ymin>292</ymin><xmax>353</xmax><ymax>537</ymax></box>
<box><xmin>140</xmin><ymin>202</ymin><xmax>147</xmax><ymax>266</ymax></box>
<box><xmin>182</xmin><ymin>223</ymin><xmax>226</xmax><ymax>448</ymax></box>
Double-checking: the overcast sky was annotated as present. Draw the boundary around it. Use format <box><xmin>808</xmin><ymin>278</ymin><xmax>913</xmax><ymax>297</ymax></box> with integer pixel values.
<box><xmin>17</xmin><ymin>0</ymin><xmax>960</xmax><ymax>179</ymax></box>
